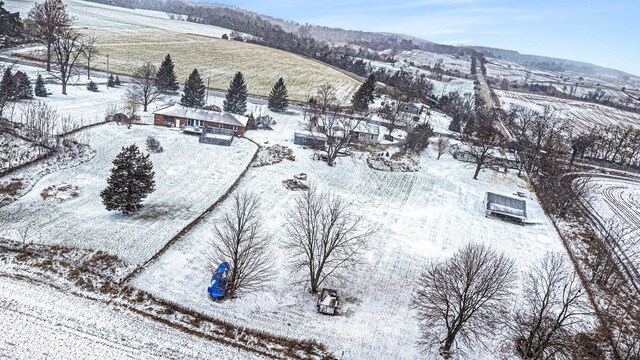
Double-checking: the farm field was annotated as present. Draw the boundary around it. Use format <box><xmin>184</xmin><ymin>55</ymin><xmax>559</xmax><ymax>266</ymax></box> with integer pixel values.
<box><xmin>0</xmin><ymin>276</ymin><xmax>258</xmax><ymax>359</ymax></box>
<box><xmin>3</xmin><ymin>0</ymin><xmax>237</xmax><ymax>38</ymax></box>
<box><xmin>495</xmin><ymin>89</ymin><xmax>640</xmax><ymax>131</ymax></box>
<box><xmin>132</xmin><ymin>104</ymin><xmax>566</xmax><ymax>359</ymax></box>
<box><xmin>587</xmin><ymin>177</ymin><xmax>640</xmax><ymax>275</ymax></box>
<box><xmin>0</xmin><ymin>123</ymin><xmax>257</xmax><ymax>266</ymax></box>
<box><xmin>391</xmin><ymin>49</ymin><xmax>473</xmax><ymax>74</ymax></box>
<box><xmin>14</xmin><ymin>28</ymin><xmax>360</xmax><ymax>104</ymax></box>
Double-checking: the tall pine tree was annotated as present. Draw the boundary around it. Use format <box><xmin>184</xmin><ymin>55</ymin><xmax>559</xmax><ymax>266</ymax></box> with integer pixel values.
<box><xmin>180</xmin><ymin>68</ymin><xmax>205</xmax><ymax>108</ymax></box>
<box><xmin>223</xmin><ymin>71</ymin><xmax>248</xmax><ymax>115</ymax></box>
<box><xmin>34</xmin><ymin>74</ymin><xmax>47</xmax><ymax>97</ymax></box>
<box><xmin>18</xmin><ymin>76</ymin><xmax>33</xmax><ymax>99</ymax></box>
<box><xmin>0</xmin><ymin>67</ymin><xmax>17</xmax><ymax>101</ymax></box>
<box><xmin>351</xmin><ymin>74</ymin><xmax>376</xmax><ymax>112</ymax></box>
<box><xmin>267</xmin><ymin>77</ymin><xmax>288</xmax><ymax>112</ymax></box>
<box><xmin>100</xmin><ymin>144</ymin><xmax>156</xmax><ymax>215</ymax></box>
<box><xmin>155</xmin><ymin>54</ymin><xmax>179</xmax><ymax>93</ymax></box>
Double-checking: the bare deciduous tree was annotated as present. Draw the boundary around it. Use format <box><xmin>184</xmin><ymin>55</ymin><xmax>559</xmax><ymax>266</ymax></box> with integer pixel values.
<box><xmin>436</xmin><ymin>136</ymin><xmax>450</xmax><ymax>160</ymax></box>
<box><xmin>82</xmin><ymin>35</ymin><xmax>98</xmax><ymax>80</ymax></box>
<box><xmin>284</xmin><ymin>187</ymin><xmax>375</xmax><ymax>293</ymax></box>
<box><xmin>211</xmin><ymin>192</ymin><xmax>273</xmax><ymax>299</ymax></box>
<box><xmin>511</xmin><ymin>252</ymin><xmax>591</xmax><ymax>360</ymax></box>
<box><xmin>461</xmin><ymin>123</ymin><xmax>503</xmax><ymax>179</ymax></box>
<box><xmin>412</xmin><ymin>243</ymin><xmax>517</xmax><ymax>359</ymax></box>
<box><xmin>127</xmin><ymin>62</ymin><xmax>162</xmax><ymax>112</ymax></box>
<box><xmin>26</xmin><ymin>0</ymin><xmax>73</xmax><ymax>72</ymax></box>
<box><xmin>378</xmin><ymin>100</ymin><xmax>409</xmax><ymax>137</ymax></box>
<box><xmin>307</xmin><ymin>85</ymin><xmax>369</xmax><ymax>166</ymax></box>
<box><xmin>51</xmin><ymin>27</ymin><xmax>84</xmax><ymax>95</ymax></box>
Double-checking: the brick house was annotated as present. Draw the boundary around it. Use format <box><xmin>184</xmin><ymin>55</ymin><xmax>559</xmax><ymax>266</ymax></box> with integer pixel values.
<box><xmin>153</xmin><ymin>104</ymin><xmax>248</xmax><ymax>136</ymax></box>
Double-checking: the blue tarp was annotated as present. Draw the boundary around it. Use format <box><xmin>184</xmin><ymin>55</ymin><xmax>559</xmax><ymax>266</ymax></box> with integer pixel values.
<box><xmin>208</xmin><ymin>262</ymin><xmax>230</xmax><ymax>300</ymax></box>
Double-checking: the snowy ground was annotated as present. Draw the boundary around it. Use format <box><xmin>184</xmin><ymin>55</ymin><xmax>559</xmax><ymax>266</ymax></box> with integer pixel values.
<box><xmin>496</xmin><ymin>89</ymin><xmax>640</xmax><ymax>131</ymax></box>
<box><xmin>0</xmin><ymin>133</ymin><xmax>48</xmax><ymax>172</ymax></box>
<box><xmin>586</xmin><ymin>177</ymin><xmax>640</xmax><ymax>270</ymax></box>
<box><xmin>0</xmin><ymin>123</ymin><xmax>257</xmax><ymax>265</ymax></box>
<box><xmin>0</xmin><ymin>276</ymin><xmax>259</xmax><ymax>359</ymax></box>
<box><xmin>132</xmin><ymin>105</ymin><xmax>565</xmax><ymax>359</ymax></box>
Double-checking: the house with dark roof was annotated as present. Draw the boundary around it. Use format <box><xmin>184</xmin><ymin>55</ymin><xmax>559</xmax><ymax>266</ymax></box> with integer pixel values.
<box><xmin>153</xmin><ymin>104</ymin><xmax>248</xmax><ymax>137</ymax></box>
<box><xmin>484</xmin><ymin>192</ymin><xmax>527</xmax><ymax>223</ymax></box>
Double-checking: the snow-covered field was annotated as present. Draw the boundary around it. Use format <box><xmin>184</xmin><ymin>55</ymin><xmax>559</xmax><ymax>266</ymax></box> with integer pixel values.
<box><xmin>4</xmin><ymin>0</ymin><xmax>236</xmax><ymax>38</ymax></box>
<box><xmin>0</xmin><ymin>123</ymin><xmax>257</xmax><ymax>265</ymax></box>
<box><xmin>132</xmin><ymin>105</ymin><xmax>565</xmax><ymax>359</ymax></box>
<box><xmin>391</xmin><ymin>49</ymin><xmax>472</xmax><ymax>74</ymax></box>
<box><xmin>496</xmin><ymin>89</ymin><xmax>640</xmax><ymax>131</ymax></box>
<box><xmin>587</xmin><ymin>177</ymin><xmax>640</xmax><ymax>270</ymax></box>
<box><xmin>0</xmin><ymin>276</ymin><xmax>259</xmax><ymax>359</ymax></box>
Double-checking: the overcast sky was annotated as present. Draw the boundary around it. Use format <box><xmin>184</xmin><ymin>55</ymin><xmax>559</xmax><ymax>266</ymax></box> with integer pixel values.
<box><xmin>209</xmin><ymin>0</ymin><xmax>639</xmax><ymax>76</ymax></box>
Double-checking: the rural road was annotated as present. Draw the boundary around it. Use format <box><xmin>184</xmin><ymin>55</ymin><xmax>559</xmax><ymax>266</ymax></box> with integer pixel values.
<box><xmin>474</xmin><ymin>59</ymin><xmax>514</xmax><ymax>140</ymax></box>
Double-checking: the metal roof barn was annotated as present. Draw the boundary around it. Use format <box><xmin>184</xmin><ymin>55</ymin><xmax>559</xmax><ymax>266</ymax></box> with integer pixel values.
<box><xmin>484</xmin><ymin>192</ymin><xmax>527</xmax><ymax>223</ymax></box>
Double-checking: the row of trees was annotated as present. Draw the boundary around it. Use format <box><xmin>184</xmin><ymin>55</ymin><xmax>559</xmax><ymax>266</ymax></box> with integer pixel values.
<box><xmin>413</xmin><ymin>244</ymin><xmax>592</xmax><ymax>359</ymax></box>
<box><xmin>124</xmin><ymin>53</ymin><xmax>287</xmax><ymax>115</ymax></box>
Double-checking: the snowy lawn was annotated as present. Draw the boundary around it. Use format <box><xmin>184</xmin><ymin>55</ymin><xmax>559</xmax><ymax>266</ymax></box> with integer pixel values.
<box><xmin>132</xmin><ymin>106</ymin><xmax>565</xmax><ymax>359</ymax></box>
<box><xmin>0</xmin><ymin>123</ymin><xmax>257</xmax><ymax>265</ymax></box>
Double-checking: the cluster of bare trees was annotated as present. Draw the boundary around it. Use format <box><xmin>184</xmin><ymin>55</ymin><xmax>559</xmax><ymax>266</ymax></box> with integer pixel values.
<box><xmin>304</xmin><ymin>84</ymin><xmax>370</xmax><ymax>166</ymax></box>
<box><xmin>505</xmin><ymin>105</ymin><xmax>592</xmax><ymax>217</ymax></box>
<box><xmin>26</xmin><ymin>0</ymin><xmax>97</xmax><ymax>95</ymax></box>
<box><xmin>571</xmin><ymin>125</ymin><xmax>640</xmax><ymax>168</ymax></box>
<box><xmin>210</xmin><ymin>187</ymin><xmax>374</xmax><ymax>298</ymax></box>
<box><xmin>412</xmin><ymin>244</ymin><xmax>592</xmax><ymax>359</ymax></box>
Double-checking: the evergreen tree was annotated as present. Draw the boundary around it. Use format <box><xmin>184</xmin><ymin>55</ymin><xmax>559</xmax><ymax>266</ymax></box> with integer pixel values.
<box><xmin>223</xmin><ymin>71</ymin><xmax>248</xmax><ymax>115</ymax></box>
<box><xmin>180</xmin><ymin>68</ymin><xmax>205</xmax><ymax>108</ymax></box>
<box><xmin>114</xmin><ymin>75</ymin><xmax>121</xmax><ymax>86</ymax></box>
<box><xmin>18</xmin><ymin>76</ymin><xmax>33</xmax><ymax>99</ymax></box>
<box><xmin>0</xmin><ymin>67</ymin><xmax>17</xmax><ymax>100</ymax></box>
<box><xmin>448</xmin><ymin>117</ymin><xmax>461</xmax><ymax>133</ymax></box>
<box><xmin>34</xmin><ymin>74</ymin><xmax>47</xmax><ymax>97</ymax></box>
<box><xmin>351</xmin><ymin>74</ymin><xmax>376</xmax><ymax>112</ymax></box>
<box><xmin>155</xmin><ymin>54</ymin><xmax>179</xmax><ymax>93</ymax></box>
<box><xmin>107</xmin><ymin>74</ymin><xmax>115</xmax><ymax>88</ymax></box>
<box><xmin>100</xmin><ymin>144</ymin><xmax>156</xmax><ymax>215</ymax></box>
<box><xmin>86</xmin><ymin>80</ymin><xmax>98</xmax><ymax>92</ymax></box>
<box><xmin>267</xmin><ymin>77</ymin><xmax>288</xmax><ymax>112</ymax></box>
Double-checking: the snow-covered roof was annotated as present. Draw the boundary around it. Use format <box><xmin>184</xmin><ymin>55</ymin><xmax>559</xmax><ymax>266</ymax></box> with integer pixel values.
<box><xmin>295</xmin><ymin>130</ymin><xmax>328</xmax><ymax>140</ymax></box>
<box><xmin>485</xmin><ymin>192</ymin><xmax>527</xmax><ymax>219</ymax></box>
<box><xmin>353</xmin><ymin>122</ymin><xmax>380</xmax><ymax>135</ymax></box>
<box><xmin>154</xmin><ymin>105</ymin><xmax>248</xmax><ymax>127</ymax></box>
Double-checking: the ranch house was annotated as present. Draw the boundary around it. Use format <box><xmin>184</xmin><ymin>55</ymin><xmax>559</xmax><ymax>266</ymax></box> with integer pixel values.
<box><xmin>153</xmin><ymin>104</ymin><xmax>248</xmax><ymax>137</ymax></box>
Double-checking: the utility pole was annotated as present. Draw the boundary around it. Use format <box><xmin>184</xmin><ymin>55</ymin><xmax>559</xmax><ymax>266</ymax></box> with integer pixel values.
<box><xmin>106</xmin><ymin>54</ymin><xmax>110</xmax><ymax>88</ymax></box>
<box><xmin>205</xmin><ymin>77</ymin><xmax>210</xmax><ymax>105</ymax></box>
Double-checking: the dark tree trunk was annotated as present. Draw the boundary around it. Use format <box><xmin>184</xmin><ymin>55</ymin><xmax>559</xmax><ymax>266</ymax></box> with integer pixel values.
<box><xmin>46</xmin><ymin>43</ymin><xmax>51</xmax><ymax>72</ymax></box>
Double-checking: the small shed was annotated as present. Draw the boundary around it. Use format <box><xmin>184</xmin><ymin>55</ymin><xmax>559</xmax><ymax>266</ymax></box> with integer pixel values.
<box><xmin>484</xmin><ymin>192</ymin><xmax>527</xmax><ymax>223</ymax></box>
<box><xmin>317</xmin><ymin>288</ymin><xmax>339</xmax><ymax>315</ymax></box>
<box><xmin>294</xmin><ymin>130</ymin><xmax>327</xmax><ymax>149</ymax></box>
